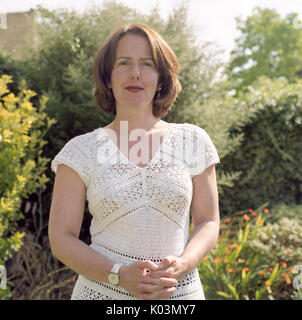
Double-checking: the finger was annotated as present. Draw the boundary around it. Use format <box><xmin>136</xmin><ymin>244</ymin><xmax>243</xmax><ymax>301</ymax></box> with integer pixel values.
<box><xmin>149</xmin><ymin>266</ymin><xmax>174</xmax><ymax>276</ymax></box>
<box><xmin>143</xmin><ymin>275</ymin><xmax>178</xmax><ymax>287</ymax></box>
<box><xmin>159</xmin><ymin>256</ymin><xmax>176</xmax><ymax>269</ymax></box>
<box><xmin>141</xmin><ymin>286</ymin><xmax>177</xmax><ymax>300</ymax></box>
<box><xmin>138</xmin><ymin>260</ymin><xmax>159</xmax><ymax>272</ymax></box>
<box><xmin>139</xmin><ymin>283</ymin><xmax>162</xmax><ymax>293</ymax></box>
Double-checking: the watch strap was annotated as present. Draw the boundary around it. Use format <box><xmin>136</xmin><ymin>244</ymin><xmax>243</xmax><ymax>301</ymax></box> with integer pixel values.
<box><xmin>110</xmin><ymin>263</ymin><xmax>123</xmax><ymax>274</ymax></box>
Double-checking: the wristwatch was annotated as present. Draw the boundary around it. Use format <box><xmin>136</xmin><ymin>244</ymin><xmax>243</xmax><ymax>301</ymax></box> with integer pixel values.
<box><xmin>107</xmin><ymin>263</ymin><xmax>123</xmax><ymax>286</ymax></box>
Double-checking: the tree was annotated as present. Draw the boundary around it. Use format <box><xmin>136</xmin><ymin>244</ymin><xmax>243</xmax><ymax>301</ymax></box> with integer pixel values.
<box><xmin>227</xmin><ymin>7</ymin><xmax>302</xmax><ymax>93</ymax></box>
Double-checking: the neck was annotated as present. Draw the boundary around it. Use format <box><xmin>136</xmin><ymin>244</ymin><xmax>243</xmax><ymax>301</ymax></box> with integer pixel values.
<box><xmin>110</xmin><ymin>114</ymin><xmax>163</xmax><ymax>133</ymax></box>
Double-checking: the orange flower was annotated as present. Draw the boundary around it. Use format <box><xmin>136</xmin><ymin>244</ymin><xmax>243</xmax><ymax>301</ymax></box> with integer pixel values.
<box><xmin>286</xmin><ymin>248</ymin><xmax>291</xmax><ymax>255</ymax></box>
<box><xmin>263</xmin><ymin>208</ymin><xmax>269</xmax><ymax>213</ymax></box>
<box><xmin>282</xmin><ymin>273</ymin><xmax>291</xmax><ymax>285</ymax></box>
<box><xmin>259</xmin><ymin>271</ymin><xmax>266</xmax><ymax>277</ymax></box>
<box><xmin>225</xmin><ymin>218</ymin><xmax>231</xmax><ymax>223</ymax></box>
<box><xmin>213</xmin><ymin>257</ymin><xmax>222</xmax><ymax>264</ymax></box>
<box><xmin>243</xmin><ymin>267</ymin><xmax>250</xmax><ymax>272</ymax></box>
<box><xmin>235</xmin><ymin>245</ymin><xmax>241</xmax><ymax>251</ymax></box>
<box><xmin>202</xmin><ymin>257</ymin><xmax>208</xmax><ymax>263</ymax></box>
<box><xmin>268</xmin><ymin>267</ymin><xmax>273</xmax><ymax>272</ymax></box>
<box><xmin>265</xmin><ymin>280</ymin><xmax>271</xmax><ymax>286</ymax></box>
<box><xmin>227</xmin><ymin>268</ymin><xmax>233</xmax><ymax>273</ymax></box>
<box><xmin>223</xmin><ymin>259</ymin><xmax>228</xmax><ymax>263</ymax></box>
<box><xmin>225</xmin><ymin>249</ymin><xmax>231</xmax><ymax>255</ymax></box>
<box><xmin>281</xmin><ymin>262</ymin><xmax>287</xmax><ymax>268</ymax></box>
<box><xmin>256</xmin><ymin>216</ymin><xmax>262</xmax><ymax>223</ymax></box>
<box><xmin>248</xmin><ymin>209</ymin><xmax>257</xmax><ymax>217</ymax></box>
<box><xmin>243</xmin><ymin>214</ymin><xmax>250</xmax><ymax>221</ymax></box>
<box><xmin>290</xmin><ymin>268</ymin><xmax>296</xmax><ymax>274</ymax></box>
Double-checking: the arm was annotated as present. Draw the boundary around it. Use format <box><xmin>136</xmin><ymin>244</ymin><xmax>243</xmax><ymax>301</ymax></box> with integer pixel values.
<box><xmin>180</xmin><ymin>164</ymin><xmax>220</xmax><ymax>273</ymax></box>
<box><xmin>48</xmin><ymin>164</ymin><xmax>177</xmax><ymax>299</ymax></box>
<box><xmin>48</xmin><ymin>164</ymin><xmax>116</xmax><ymax>283</ymax></box>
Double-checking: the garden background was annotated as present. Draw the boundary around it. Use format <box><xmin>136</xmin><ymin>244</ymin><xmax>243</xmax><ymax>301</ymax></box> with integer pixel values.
<box><xmin>0</xmin><ymin>0</ymin><xmax>302</xmax><ymax>300</ymax></box>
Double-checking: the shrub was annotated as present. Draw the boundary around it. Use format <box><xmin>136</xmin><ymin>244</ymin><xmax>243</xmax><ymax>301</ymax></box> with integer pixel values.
<box><xmin>0</xmin><ymin>74</ymin><xmax>55</xmax><ymax>299</ymax></box>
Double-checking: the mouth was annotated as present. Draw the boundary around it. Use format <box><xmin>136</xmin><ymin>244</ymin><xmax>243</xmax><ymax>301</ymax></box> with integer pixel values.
<box><xmin>125</xmin><ymin>86</ymin><xmax>143</xmax><ymax>92</ymax></box>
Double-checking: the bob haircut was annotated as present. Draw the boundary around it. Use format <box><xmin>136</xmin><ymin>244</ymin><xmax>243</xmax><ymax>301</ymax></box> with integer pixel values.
<box><xmin>92</xmin><ymin>23</ymin><xmax>182</xmax><ymax>118</ymax></box>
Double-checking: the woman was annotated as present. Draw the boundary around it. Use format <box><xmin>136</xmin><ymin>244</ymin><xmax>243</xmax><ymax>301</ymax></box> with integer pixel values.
<box><xmin>49</xmin><ymin>23</ymin><xmax>220</xmax><ymax>300</ymax></box>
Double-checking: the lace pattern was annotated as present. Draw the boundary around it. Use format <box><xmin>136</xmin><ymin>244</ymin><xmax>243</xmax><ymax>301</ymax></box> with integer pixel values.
<box><xmin>51</xmin><ymin>123</ymin><xmax>220</xmax><ymax>300</ymax></box>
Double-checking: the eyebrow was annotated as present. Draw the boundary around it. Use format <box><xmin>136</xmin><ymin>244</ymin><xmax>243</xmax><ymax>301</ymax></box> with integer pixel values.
<box><xmin>116</xmin><ymin>56</ymin><xmax>154</xmax><ymax>61</ymax></box>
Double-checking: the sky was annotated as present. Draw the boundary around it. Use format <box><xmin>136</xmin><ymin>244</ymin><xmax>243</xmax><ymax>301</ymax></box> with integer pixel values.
<box><xmin>1</xmin><ymin>0</ymin><xmax>302</xmax><ymax>63</ymax></box>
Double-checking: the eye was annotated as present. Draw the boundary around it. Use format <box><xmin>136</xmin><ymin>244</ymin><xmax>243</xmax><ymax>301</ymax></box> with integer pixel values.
<box><xmin>118</xmin><ymin>60</ymin><xmax>129</xmax><ymax>66</ymax></box>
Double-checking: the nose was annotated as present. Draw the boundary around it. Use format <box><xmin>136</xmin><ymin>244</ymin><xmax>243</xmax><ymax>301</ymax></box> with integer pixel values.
<box><xmin>130</xmin><ymin>62</ymin><xmax>141</xmax><ymax>80</ymax></box>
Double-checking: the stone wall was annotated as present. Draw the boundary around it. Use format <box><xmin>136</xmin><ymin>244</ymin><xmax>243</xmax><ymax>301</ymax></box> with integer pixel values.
<box><xmin>0</xmin><ymin>9</ymin><xmax>39</xmax><ymax>60</ymax></box>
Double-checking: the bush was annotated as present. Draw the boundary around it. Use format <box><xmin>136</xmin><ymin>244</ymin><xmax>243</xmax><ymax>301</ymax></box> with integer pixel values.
<box><xmin>220</xmin><ymin>76</ymin><xmax>302</xmax><ymax>216</ymax></box>
<box><xmin>0</xmin><ymin>74</ymin><xmax>55</xmax><ymax>299</ymax></box>
<box><xmin>198</xmin><ymin>203</ymin><xmax>302</xmax><ymax>300</ymax></box>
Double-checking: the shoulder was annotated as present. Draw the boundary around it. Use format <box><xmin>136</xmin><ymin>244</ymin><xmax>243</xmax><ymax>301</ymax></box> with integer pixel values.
<box><xmin>64</xmin><ymin>127</ymin><xmax>105</xmax><ymax>154</ymax></box>
<box><xmin>170</xmin><ymin>122</ymin><xmax>207</xmax><ymax>140</ymax></box>
<box><xmin>68</xmin><ymin>127</ymin><xmax>102</xmax><ymax>146</ymax></box>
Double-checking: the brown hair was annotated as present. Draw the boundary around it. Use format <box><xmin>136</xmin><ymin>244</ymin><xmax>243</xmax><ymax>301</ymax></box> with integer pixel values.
<box><xmin>92</xmin><ymin>23</ymin><xmax>182</xmax><ymax>118</ymax></box>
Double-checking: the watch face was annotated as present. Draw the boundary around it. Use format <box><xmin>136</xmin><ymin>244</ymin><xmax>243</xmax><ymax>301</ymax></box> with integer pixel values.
<box><xmin>108</xmin><ymin>273</ymin><xmax>119</xmax><ymax>285</ymax></box>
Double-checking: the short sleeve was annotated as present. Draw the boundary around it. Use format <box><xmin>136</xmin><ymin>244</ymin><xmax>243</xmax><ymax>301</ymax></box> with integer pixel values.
<box><xmin>188</xmin><ymin>125</ymin><xmax>220</xmax><ymax>177</ymax></box>
<box><xmin>51</xmin><ymin>136</ymin><xmax>91</xmax><ymax>187</ymax></box>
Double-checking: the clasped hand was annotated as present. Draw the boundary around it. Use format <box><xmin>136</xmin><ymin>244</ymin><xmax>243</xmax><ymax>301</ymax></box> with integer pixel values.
<box><xmin>119</xmin><ymin>255</ymin><xmax>188</xmax><ymax>300</ymax></box>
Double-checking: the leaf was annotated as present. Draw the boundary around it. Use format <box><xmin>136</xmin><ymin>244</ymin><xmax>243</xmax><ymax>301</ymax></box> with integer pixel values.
<box><xmin>228</xmin><ymin>283</ymin><xmax>239</xmax><ymax>300</ymax></box>
<box><xmin>217</xmin><ymin>291</ymin><xmax>232</xmax><ymax>299</ymax></box>
<box><xmin>268</xmin><ymin>263</ymin><xmax>279</xmax><ymax>283</ymax></box>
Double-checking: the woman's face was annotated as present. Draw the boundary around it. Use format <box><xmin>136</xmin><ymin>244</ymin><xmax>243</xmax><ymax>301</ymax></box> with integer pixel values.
<box><xmin>109</xmin><ymin>33</ymin><xmax>160</xmax><ymax>112</ymax></box>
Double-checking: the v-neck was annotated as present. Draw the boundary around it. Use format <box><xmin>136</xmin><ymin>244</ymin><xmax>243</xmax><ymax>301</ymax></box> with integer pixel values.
<box><xmin>100</xmin><ymin>123</ymin><xmax>172</xmax><ymax>170</ymax></box>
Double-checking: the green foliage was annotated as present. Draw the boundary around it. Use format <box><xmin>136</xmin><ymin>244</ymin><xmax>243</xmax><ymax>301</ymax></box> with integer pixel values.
<box><xmin>199</xmin><ymin>203</ymin><xmax>301</xmax><ymax>300</ymax></box>
<box><xmin>219</xmin><ymin>76</ymin><xmax>302</xmax><ymax>215</ymax></box>
<box><xmin>228</xmin><ymin>7</ymin><xmax>302</xmax><ymax>93</ymax></box>
<box><xmin>0</xmin><ymin>74</ymin><xmax>56</xmax><ymax>299</ymax></box>
<box><xmin>17</xmin><ymin>1</ymin><xmax>240</xmax><ymax>241</ymax></box>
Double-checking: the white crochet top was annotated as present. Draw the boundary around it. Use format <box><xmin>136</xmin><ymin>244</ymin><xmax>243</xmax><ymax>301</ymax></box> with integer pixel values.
<box><xmin>51</xmin><ymin>122</ymin><xmax>220</xmax><ymax>300</ymax></box>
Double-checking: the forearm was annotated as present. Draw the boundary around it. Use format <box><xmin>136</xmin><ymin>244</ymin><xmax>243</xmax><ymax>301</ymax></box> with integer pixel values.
<box><xmin>181</xmin><ymin>220</ymin><xmax>219</xmax><ymax>274</ymax></box>
<box><xmin>50</xmin><ymin>233</ymin><xmax>114</xmax><ymax>283</ymax></box>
